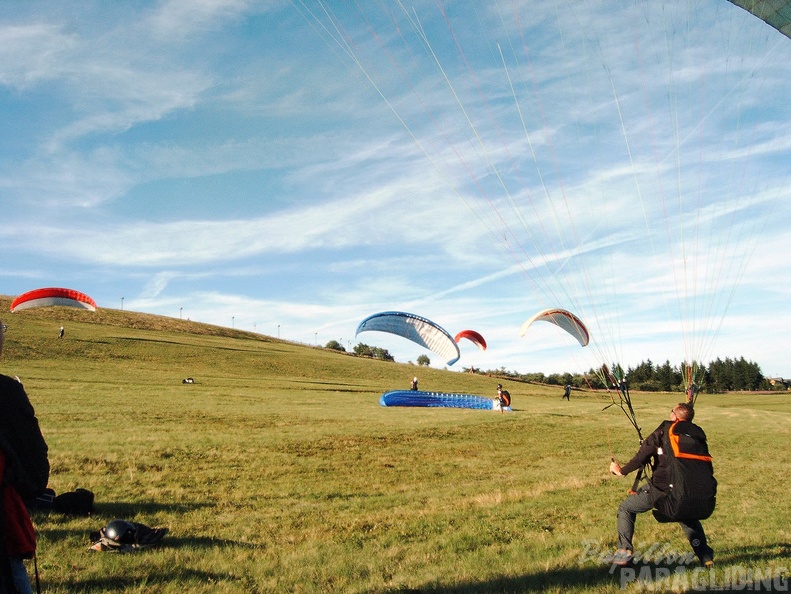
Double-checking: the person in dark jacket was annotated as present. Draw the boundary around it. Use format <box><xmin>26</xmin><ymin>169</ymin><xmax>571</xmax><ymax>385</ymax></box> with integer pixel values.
<box><xmin>0</xmin><ymin>323</ymin><xmax>49</xmax><ymax>502</ymax></box>
<box><xmin>608</xmin><ymin>402</ymin><xmax>714</xmax><ymax>567</ymax></box>
<box><xmin>1</xmin><ymin>320</ymin><xmax>45</xmax><ymax>594</ymax></box>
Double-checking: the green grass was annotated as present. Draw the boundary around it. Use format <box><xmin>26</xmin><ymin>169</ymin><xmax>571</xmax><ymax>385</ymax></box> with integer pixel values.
<box><xmin>2</xmin><ymin>297</ymin><xmax>789</xmax><ymax>593</ymax></box>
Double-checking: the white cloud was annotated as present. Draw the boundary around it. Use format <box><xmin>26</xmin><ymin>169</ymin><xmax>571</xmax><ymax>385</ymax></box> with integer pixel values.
<box><xmin>0</xmin><ymin>23</ymin><xmax>76</xmax><ymax>88</ymax></box>
<box><xmin>2</xmin><ymin>1</ymin><xmax>791</xmax><ymax>378</ymax></box>
<box><xmin>145</xmin><ymin>0</ymin><xmax>258</xmax><ymax>40</ymax></box>
<box><xmin>9</xmin><ymin>175</ymin><xmax>488</xmax><ymax>267</ymax></box>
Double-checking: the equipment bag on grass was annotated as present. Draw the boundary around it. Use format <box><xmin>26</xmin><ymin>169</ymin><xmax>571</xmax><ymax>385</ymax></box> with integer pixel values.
<box><xmin>89</xmin><ymin>520</ymin><xmax>169</xmax><ymax>553</ymax></box>
<box><xmin>652</xmin><ymin>420</ymin><xmax>716</xmax><ymax>522</ymax></box>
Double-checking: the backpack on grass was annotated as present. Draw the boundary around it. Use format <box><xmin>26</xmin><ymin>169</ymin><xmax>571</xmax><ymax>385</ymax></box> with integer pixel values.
<box><xmin>30</xmin><ymin>487</ymin><xmax>95</xmax><ymax>516</ymax></box>
<box><xmin>652</xmin><ymin>420</ymin><xmax>717</xmax><ymax>523</ymax></box>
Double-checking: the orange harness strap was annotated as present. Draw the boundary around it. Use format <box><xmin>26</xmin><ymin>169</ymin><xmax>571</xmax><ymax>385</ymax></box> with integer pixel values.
<box><xmin>668</xmin><ymin>421</ymin><xmax>712</xmax><ymax>462</ymax></box>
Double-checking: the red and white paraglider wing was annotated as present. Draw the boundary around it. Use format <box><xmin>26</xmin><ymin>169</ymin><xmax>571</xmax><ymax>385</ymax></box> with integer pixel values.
<box><xmin>519</xmin><ymin>308</ymin><xmax>589</xmax><ymax>347</ymax></box>
<box><xmin>10</xmin><ymin>287</ymin><xmax>97</xmax><ymax>312</ymax></box>
<box><xmin>454</xmin><ymin>329</ymin><xmax>487</xmax><ymax>351</ymax></box>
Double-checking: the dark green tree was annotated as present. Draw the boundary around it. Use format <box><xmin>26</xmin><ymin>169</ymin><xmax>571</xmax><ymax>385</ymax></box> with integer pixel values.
<box><xmin>732</xmin><ymin>357</ymin><xmax>763</xmax><ymax>390</ymax></box>
<box><xmin>353</xmin><ymin>343</ymin><xmax>374</xmax><ymax>357</ymax></box>
<box><xmin>629</xmin><ymin>359</ymin><xmax>654</xmax><ymax>384</ymax></box>
<box><xmin>708</xmin><ymin>358</ymin><xmax>733</xmax><ymax>391</ymax></box>
<box><xmin>656</xmin><ymin>360</ymin><xmax>681</xmax><ymax>392</ymax></box>
<box><xmin>371</xmin><ymin>346</ymin><xmax>394</xmax><ymax>362</ymax></box>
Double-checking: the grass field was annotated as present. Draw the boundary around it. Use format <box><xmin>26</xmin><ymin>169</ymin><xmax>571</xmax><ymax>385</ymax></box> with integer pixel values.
<box><xmin>1</xmin><ymin>297</ymin><xmax>789</xmax><ymax>593</ymax></box>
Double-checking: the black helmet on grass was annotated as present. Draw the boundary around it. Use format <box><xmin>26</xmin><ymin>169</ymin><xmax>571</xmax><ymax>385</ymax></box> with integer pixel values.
<box><xmin>104</xmin><ymin>519</ymin><xmax>136</xmax><ymax>544</ymax></box>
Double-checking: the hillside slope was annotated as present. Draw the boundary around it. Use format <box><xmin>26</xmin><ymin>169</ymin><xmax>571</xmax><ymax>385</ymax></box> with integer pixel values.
<box><xmin>0</xmin><ymin>295</ymin><xmax>536</xmax><ymax>398</ymax></box>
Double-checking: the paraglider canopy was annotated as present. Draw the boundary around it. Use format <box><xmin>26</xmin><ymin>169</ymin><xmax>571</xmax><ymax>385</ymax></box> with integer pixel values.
<box><xmin>727</xmin><ymin>1</ymin><xmax>791</xmax><ymax>40</ymax></box>
<box><xmin>519</xmin><ymin>308</ymin><xmax>589</xmax><ymax>348</ymax></box>
<box><xmin>356</xmin><ymin>311</ymin><xmax>460</xmax><ymax>365</ymax></box>
<box><xmin>11</xmin><ymin>287</ymin><xmax>97</xmax><ymax>312</ymax></box>
<box><xmin>454</xmin><ymin>329</ymin><xmax>487</xmax><ymax>351</ymax></box>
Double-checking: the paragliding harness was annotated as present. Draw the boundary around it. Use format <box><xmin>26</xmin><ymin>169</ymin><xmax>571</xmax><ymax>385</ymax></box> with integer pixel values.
<box><xmin>496</xmin><ymin>385</ymin><xmax>511</xmax><ymax>413</ymax></box>
<box><xmin>89</xmin><ymin>520</ymin><xmax>169</xmax><ymax>553</ymax></box>
<box><xmin>651</xmin><ymin>420</ymin><xmax>717</xmax><ymax>522</ymax></box>
<box><xmin>498</xmin><ymin>390</ymin><xmax>511</xmax><ymax>408</ymax></box>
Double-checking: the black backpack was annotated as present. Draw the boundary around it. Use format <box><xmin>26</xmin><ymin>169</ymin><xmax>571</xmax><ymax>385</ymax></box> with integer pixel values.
<box><xmin>652</xmin><ymin>420</ymin><xmax>717</xmax><ymax>522</ymax></box>
<box><xmin>0</xmin><ymin>374</ymin><xmax>50</xmax><ymax>500</ymax></box>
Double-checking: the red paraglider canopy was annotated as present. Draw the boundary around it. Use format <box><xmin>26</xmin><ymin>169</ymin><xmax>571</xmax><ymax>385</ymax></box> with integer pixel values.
<box><xmin>10</xmin><ymin>287</ymin><xmax>97</xmax><ymax>312</ymax></box>
<box><xmin>454</xmin><ymin>329</ymin><xmax>487</xmax><ymax>351</ymax></box>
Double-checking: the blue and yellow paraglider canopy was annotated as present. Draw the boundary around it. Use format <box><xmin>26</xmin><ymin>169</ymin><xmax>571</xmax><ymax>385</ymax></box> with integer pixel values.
<box><xmin>355</xmin><ymin>311</ymin><xmax>460</xmax><ymax>365</ymax></box>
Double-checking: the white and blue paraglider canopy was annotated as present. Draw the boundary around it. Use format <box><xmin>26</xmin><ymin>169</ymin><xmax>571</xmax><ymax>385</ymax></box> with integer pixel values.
<box><xmin>355</xmin><ymin>311</ymin><xmax>461</xmax><ymax>365</ymax></box>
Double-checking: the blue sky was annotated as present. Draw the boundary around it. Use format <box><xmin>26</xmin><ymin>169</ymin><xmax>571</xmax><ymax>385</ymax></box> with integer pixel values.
<box><xmin>2</xmin><ymin>1</ymin><xmax>790</xmax><ymax>377</ymax></box>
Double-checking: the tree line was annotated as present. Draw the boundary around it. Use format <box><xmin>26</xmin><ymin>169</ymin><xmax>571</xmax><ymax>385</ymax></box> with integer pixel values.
<box><xmin>325</xmin><ymin>340</ymin><xmax>439</xmax><ymax>365</ymax></box>
<box><xmin>466</xmin><ymin>356</ymin><xmax>783</xmax><ymax>393</ymax></box>
<box><xmin>325</xmin><ymin>340</ymin><xmax>394</xmax><ymax>362</ymax></box>
<box><xmin>324</xmin><ymin>339</ymin><xmax>783</xmax><ymax>393</ymax></box>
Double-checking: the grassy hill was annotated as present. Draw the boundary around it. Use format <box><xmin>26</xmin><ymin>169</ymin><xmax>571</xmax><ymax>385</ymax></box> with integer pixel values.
<box><xmin>1</xmin><ymin>296</ymin><xmax>789</xmax><ymax>593</ymax></box>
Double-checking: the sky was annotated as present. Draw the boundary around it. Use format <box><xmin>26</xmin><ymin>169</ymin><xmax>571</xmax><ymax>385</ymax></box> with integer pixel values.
<box><xmin>2</xmin><ymin>0</ymin><xmax>790</xmax><ymax>378</ymax></box>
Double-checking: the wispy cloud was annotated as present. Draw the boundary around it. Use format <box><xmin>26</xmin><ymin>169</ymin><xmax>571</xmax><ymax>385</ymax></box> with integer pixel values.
<box><xmin>2</xmin><ymin>1</ymin><xmax>791</xmax><ymax>376</ymax></box>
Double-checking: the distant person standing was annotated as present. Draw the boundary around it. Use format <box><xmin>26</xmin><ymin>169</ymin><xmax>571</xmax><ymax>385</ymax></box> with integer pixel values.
<box><xmin>58</xmin><ymin>326</ymin><xmax>64</xmax><ymax>339</ymax></box>
<box><xmin>563</xmin><ymin>384</ymin><xmax>571</xmax><ymax>400</ymax></box>
<box><xmin>410</xmin><ymin>377</ymin><xmax>418</xmax><ymax>391</ymax></box>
